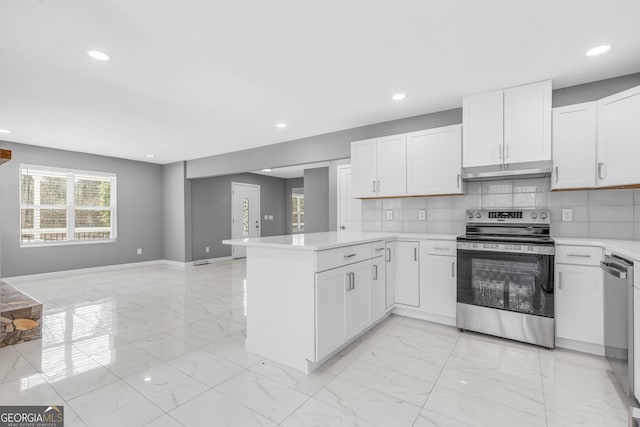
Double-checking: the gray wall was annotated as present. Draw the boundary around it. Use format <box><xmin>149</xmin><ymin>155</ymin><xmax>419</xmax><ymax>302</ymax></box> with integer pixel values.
<box><xmin>162</xmin><ymin>161</ymin><xmax>192</xmax><ymax>262</ymax></box>
<box><xmin>186</xmin><ymin>109</ymin><xmax>462</xmax><ymax>179</ymax></box>
<box><xmin>303</xmin><ymin>167</ymin><xmax>330</xmax><ymax>233</ymax></box>
<box><xmin>190</xmin><ymin>173</ymin><xmax>287</xmax><ymax>260</ymax></box>
<box><xmin>553</xmin><ymin>72</ymin><xmax>640</xmax><ymax>107</ymax></box>
<box><xmin>0</xmin><ymin>141</ymin><xmax>163</xmax><ymax>277</ymax></box>
<box><xmin>285</xmin><ymin>177</ymin><xmax>304</xmax><ymax>235</ymax></box>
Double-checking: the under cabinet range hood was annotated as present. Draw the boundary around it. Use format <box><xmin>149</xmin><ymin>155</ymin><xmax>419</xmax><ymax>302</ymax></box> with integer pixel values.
<box><xmin>461</xmin><ymin>160</ymin><xmax>553</xmax><ymax>181</ymax></box>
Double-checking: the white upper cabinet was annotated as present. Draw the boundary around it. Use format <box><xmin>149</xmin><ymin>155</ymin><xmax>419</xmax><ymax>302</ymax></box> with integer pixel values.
<box><xmin>462</xmin><ymin>90</ymin><xmax>504</xmax><ymax>167</ymax></box>
<box><xmin>597</xmin><ymin>85</ymin><xmax>640</xmax><ymax>187</ymax></box>
<box><xmin>407</xmin><ymin>125</ymin><xmax>463</xmax><ymax>196</ymax></box>
<box><xmin>376</xmin><ymin>134</ymin><xmax>407</xmax><ymax>197</ymax></box>
<box><xmin>351</xmin><ymin>134</ymin><xmax>406</xmax><ymax>198</ymax></box>
<box><xmin>551</xmin><ymin>102</ymin><xmax>597</xmax><ymax>189</ymax></box>
<box><xmin>504</xmin><ymin>80</ymin><xmax>552</xmax><ymax>164</ymax></box>
<box><xmin>463</xmin><ymin>80</ymin><xmax>552</xmax><ymax>168</ymax></box>
<box><xmin>351</xmin><ymin>138</ymin><xmax>378</xmax><ymax>198</ymax></box>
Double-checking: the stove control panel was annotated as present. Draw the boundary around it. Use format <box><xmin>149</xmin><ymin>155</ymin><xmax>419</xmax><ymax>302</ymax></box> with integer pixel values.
<box><xmin>465</xmin><ymin>209</ymin><xmax>551</xmax><ymax>224</ymax></box>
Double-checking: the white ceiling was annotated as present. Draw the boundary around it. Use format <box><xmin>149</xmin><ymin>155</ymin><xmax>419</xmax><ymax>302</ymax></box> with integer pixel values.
<box><xmin>1</xmin><ymin>1</ymin><xmax>639</xmax><ymax>165</ymax></box>
<box><xmin>252</xmin><ymin>162</ymin><xmax>331</xmax><ymax>179</ymax></box>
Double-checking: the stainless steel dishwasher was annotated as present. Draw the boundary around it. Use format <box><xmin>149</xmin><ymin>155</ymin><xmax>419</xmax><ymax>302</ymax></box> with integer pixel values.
<box><xmin>602</xmin><ymin>254</ymin><xmax>635</xmax><ymax>399</ymax></box>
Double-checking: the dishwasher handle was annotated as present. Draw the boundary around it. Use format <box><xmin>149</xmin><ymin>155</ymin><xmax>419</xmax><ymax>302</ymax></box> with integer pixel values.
<box><xmin>601</xmin><ymin>261</ymin><xmax>628</xmax><ymax>279</ymax></box>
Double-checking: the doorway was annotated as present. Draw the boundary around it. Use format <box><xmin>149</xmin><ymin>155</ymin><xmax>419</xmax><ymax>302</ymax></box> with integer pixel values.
<box><xmin>231</xmin><ymin>182</ymin><xmax>261</xmax><ymax>258</ymax></box>
<box><xmin>337</xmin><ymin>165</ymin><xmax>362</xmax><ymax>232</ymax></box>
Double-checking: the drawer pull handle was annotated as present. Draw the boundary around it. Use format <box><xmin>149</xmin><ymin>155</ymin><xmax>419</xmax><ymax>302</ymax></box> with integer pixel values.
<box><xmin>433</xmin><ymin>246</ymin><xmax>450</xmax><ymax>251</ymax></box>
<box><xmin>567</xmin><ymin>254</ymin><xmax>591</xmax><ymax>258</ymax></box>
<box><xmin>375</xmin><ymin>247</ymin><xmax>385</xmax><ymax>251</ymax></box>
<box><xmin>344</xmin><ymin>253</ymin><xmax>357</xmax><ymax>259</ymax></box>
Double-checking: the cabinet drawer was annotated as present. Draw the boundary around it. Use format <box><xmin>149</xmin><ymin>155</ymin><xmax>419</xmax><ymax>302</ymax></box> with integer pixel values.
<box><xmin>371</xmin><ymin>241</ymin><xmax>387</xmax><ymax>258</ymax></box>
<box><xmin>316</xmin><ymin>243</ymin><xmax>373</xmax><ymax>272</ymax></box>
<box><xmin>425</xmin><ymin>240</ymin><xmax>457</xmax><ymax>256</ymax></box>
<box><xmin>556</xmin><ymin>245</ymin><xmax>603</xmax><ymax>266</ymax></box>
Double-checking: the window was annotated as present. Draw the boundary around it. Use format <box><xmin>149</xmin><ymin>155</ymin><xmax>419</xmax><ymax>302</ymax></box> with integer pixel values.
<box><xmin>292</xmin><ymin>189</ymin><xmax>304</xmax><ymax>233</ymax></box>
<box><xmin>20</xmin><ymin>165</ymin><xmax>117</xmax><ymax>245</ymax></box>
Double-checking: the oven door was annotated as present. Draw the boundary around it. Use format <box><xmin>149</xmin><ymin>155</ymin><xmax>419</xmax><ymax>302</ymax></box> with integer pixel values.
<box><xmin>457</xmin><ymin>246</ymin><xmax>554</xmax><ymax>318</ymax></box>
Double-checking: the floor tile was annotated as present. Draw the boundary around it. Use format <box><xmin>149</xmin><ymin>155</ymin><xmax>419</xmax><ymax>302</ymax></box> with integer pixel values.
<box><xmin>144</xmin><ymin>414</ymin><xmax>184</xmax><ymax>427</ymax></box>
<box><xmin>67</xmin><ymin>380</ymin><xmax>164</xmax><ymax>427</ymax></box>
<box><xmin>169</xmin><ymin>389</ymin><xmax>275</xmax><ymax>427</ymax></box>
<box><xmin>215</xmin><ymin>370</ymin><xmax>309</xmax><ymax>424</ymax></box>
<box><xmin>413</xmin><ymin>409</ymin><xmax>472</xmax><ymax>427</ymax></box>
<box><xmin>356</xmin><ymin>346</ymin><xmax>444</xmax><ymax>383</ymax></box>
<box><xmin>315</xmin><ymin>377</ymin><xmax>422</xmax><ymax>427</ymax></box>
<box><xmin>168</xmin><ymin>348</ymin><xmax>244</xmax><ymax>387</ymax></box>
<box><xmin>125</xmin><ymin>362</ymin><xmax>208</xmax><ymax>411</ymax></box>
<box><xmin>281</xmin><ymin>397</ymin><xmax>376</xmax><ymax>427</ymax></box>
<box><xmin>133</xmin><ymin>332</ymin><xmax>197</xmax><ymax>361</ymax></box>
<box><xmin>249</xmin><ymin>359</ymin><xmax>334</xmax><ymax>396</ymax></box>
<box><xmin>202</xmin><ymin>332</ymin><xmax>263</xmax><ymax>368</ymax></box>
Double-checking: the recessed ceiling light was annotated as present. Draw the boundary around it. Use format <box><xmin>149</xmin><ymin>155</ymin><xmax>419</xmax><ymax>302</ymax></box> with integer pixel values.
<box><xmin>586</xmin><ymin>45</ymin><xmax>611</xmax><ymax>56</ymax></box>
<box><xmin>0</xmin><ymin>129</ymin><xmax>10</xmax><ymax>134</ymax></box>
<box><xmin>276</xmin><ymin>123</ymin><xmax>287</xmax><ymax>128</ymax></box>
<box><xmin>88</xmin><ymin>50</ymin><xmax>110</xmax><ymax>61</ymax></box>
<box><xmin>392</xmin><ymin>93</ymin><xmax>406</xmax><ymax>101</ymax></box>
<box><xmin>145</xmin><ymin>154</ymin><xmax>155</xmax><ymax>158</ymax></box>
<box><xmin>261</xmin><ymin>168</ymin><xmax>273</xmax><ymax>172</ymax></box>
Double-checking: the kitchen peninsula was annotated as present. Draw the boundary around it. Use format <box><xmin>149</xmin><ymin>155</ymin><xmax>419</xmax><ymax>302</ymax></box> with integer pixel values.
<box><xmin>223</xmin><ymin>231</ymin><xmax>458</xmax><ymax>373</ymax></box>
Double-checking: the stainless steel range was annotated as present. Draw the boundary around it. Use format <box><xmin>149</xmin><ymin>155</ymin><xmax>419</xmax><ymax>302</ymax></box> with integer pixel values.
<box><xmin>456</xmin><ymin>209</ymin><xmax>555</xmax><ymax>348</ymax></box>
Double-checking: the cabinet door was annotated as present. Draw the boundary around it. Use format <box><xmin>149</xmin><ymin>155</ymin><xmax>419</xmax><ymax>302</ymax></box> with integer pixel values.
<box><xmin>315</xmin><ymin>267</ymin><xmax>349</xmax><ymax>360</ymax></box>
<box><xmin>371</xmin><ymin>256</ymin><xmax>386</xmax><ymax>321</ymax></box>
<box><xmin>597</xmin><ymin>85</ymin><xmax>640</xmax><ymax>187</ymax></box>
<box><xmin>635</xmin><ymin>285</ymin><xmax>640</xmax><ymax>402</ymax></box>
<box><xmin>426</xmin><ymin>255</ymin><xmax>457</xmax><ymax>318</ymax></box>
<box><xmin>463</xmin><ymin>90</ymin><xmax>504</xmax><ymax>167</ymax></box>
<box><xmin>504</xmin><ymin>80</ymin><xmax>552</xmax><ymax>164</ymax></box>
<box><xmin>555</xmin><ymin>264</ymin><xmax>604</xmax><ymax>345</ymax></box>
<box><xmin>552</xmin><ymin>102</ymin><xmax>597</xmax><ymax>189</ymax></box>
<box><xmin>351</xmin><ymin>138</ymin><xmax>378</xmax><ymax>198</ymax></box>
<box><xmin>388</xmin><ymin>241</ymin><xmax>420</xmax><ymax>306</ymax></box>
<box><xmin>384</xmin><ymin>244</ymin><xmax>395</xmax><ymax>309</ymax></box>
<box><xmin>349</xmin><ymin>260</ymin><xmax>372</xmax><ymax>336</ymax></box>
<box><xmin>407</xmin><ymin>125</ymin><xmax>462</xmax><ymax>196</ymax></box>
<box><xmin>376</xmin><ymin>134</ymin><xmax>407</xmax><ymax>197</ymax></box>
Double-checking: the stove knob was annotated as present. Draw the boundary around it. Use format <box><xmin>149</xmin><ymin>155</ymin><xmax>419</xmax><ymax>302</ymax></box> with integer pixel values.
<box><xmin>467</xmin><ymin>211</ymin><xmax>474</xmax><ymax>219</ymax></box>
<box><xmin>540</xmin><ymin>211</ymin><xmax>547</xmax><ymax>220</ymax></box>
<box><xmin>475</xmin><ymin>212</ymin><xmax>482</xmax><ymax>219</ymax></box>
<box><xmin>530</xmin><ymin>212</ymin><xmax>538</xmax><ymax>220</ymax></box>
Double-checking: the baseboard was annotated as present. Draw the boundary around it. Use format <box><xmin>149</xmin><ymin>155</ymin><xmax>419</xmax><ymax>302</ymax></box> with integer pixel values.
<box><xmin>392</xmin><ymin>306</ymin><xmax>456</xmax><ymax>327</ymax></box>
<box><xmin>192</xmin><ymin>256</ymin><xmax>233</xmax><ymax>266</ymax></box>
<box><xmin>555</xmin><ymin>337</ymin><xmax>605</xmax><ymax>356</ymax></box>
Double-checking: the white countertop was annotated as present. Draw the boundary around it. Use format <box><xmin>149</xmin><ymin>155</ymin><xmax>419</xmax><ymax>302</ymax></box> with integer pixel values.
<box><xmin>224</xmin><ymin>231</ymin><xmax>640</xmax><ymax>261</ymax></box>
<box><xmin>223</xmin><ymin>231</ymin><xmax>458</xmax><ymax>251</ymax></box>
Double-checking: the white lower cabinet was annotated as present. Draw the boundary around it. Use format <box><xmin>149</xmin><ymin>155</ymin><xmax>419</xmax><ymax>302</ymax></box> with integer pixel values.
<box><xmin>634</xmin><ymin>283</ymin><xmax>640</xmax><ymax>402</ymax></box>
<box><xmin>386</xmin><ymin>241</ymin><xmax>420</xmax><ymax>307</ymax></box>
<box><xmin>371</xmin><ymin>255</ymin><xmax>386</xmax><ymax>321</ymax></box>
<box><xmin>315</xmin><ymin>259</ymin><xmax>372</xmax><ymax>361</ymax></box>
<box><xmin>555</xmin><ymin>263</ymin><xmax>604</xmax><ymax>346</ymax></box>
<box><xmin>425</xmin><ymin>254</ymin><xmax>457</xmax><ymax>319</ymax></box>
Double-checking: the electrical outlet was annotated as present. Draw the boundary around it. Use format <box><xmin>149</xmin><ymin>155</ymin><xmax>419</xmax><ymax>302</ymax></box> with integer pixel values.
<box><xmin>385</xmin><ymin>210</ymin><xmax>393</xmax><ymax>220</ymax></box>
<box><xmin>562</xmin><ymin>209</ymin><xmax>573</xmax><ymax>222</ymax></box>
<box><xmin>137</xmin><ymin>248</ymin><xmax>142</xmax><ymax>255</ymax></box>
<box><xmin>268</xmin><ymin>215</ymin><xmax>273</xmax><ymax>220</ymax></box>
<box><xmin>205</xmin><ymin>246</ymin><xmax>210</xmax><ymax>253</ymax></box>
<box><xmin>264</xmin><ymin>214</ymin><xmax>268</xmax><ymax>220</ymax></box>
<box><xmin>418</xmin><ymin>210</ymin><xmax>426</xmax><ymax>221</ymax></box>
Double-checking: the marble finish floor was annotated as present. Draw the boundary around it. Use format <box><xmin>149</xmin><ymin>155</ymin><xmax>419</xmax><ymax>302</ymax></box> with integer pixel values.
<box><xmin>0</xmin><ymin>260</ymin><xmax>631</xmax><ymax>426</ymax></box>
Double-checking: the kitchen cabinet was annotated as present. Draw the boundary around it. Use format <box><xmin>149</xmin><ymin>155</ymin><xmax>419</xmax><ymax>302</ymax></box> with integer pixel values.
<box><xmin>597</xmin><ymin>85</ymin><xmax>640</xmax><ymax>187</ymax></box>
<box><xmin>406</xmin><ymin>125</ymin><xmax>463</xmax><ymax>196</ymax></box>
<box><xmin>371</xmin><ymin>255</ymin><xmax>386</xmax><ymax>321</ymax></box>
<box><xmin>351</xmin><ymin>134</ymin><xmax>406</xmax><ymax>198</ymax></box>
<box><xmin>463</xmin><ymin>80</ymin><xmax>551</xmax><ymax>168</ymax></box>
<box><xmin>315</xmin><ymin>259</ymin><xmax>372</xmax><ymax>360</ymax></box>
<box><xmin>551</xmin><ymin>102</ymin><xmax>597</xmax><ymax>190</ymax></box>
<box><xmin>555</xmin><ymin>246</ymin><xmax>604</xmax><ymax>352</ymax></box>
<box><xmin>425</xmin><ymin>251</ymin><xmax>457</xmax><ymax>320</ymax></box>
<box><xmin>386</xmin><ymin>241</ymin><xmax>420</xmax><ymax>307</ymax></box>
<box><xmin>634</xmin><ymin>261</ymin><xmax>640</xmax><ymax>403</ymax></box>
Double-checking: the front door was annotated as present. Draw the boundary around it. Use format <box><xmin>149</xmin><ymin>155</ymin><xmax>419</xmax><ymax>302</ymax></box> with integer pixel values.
<box><xmin>337</xmin><ymin>165</ymin><xmax>362</xmax><ymax>232</ymax></box>
<box><xmin>231</xmin><ymin>182</ymin><xmax>261</xmax><ymax>258</ymax></box>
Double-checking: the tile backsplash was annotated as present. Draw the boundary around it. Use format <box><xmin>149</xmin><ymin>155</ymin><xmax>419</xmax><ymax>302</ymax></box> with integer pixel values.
<box><xmin>361</xmin><ymin>178</ymin><xmax>640</xmax><ymax>240</ymax></box>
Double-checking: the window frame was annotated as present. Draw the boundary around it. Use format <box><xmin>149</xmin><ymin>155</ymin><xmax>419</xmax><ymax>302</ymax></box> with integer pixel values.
<box><xmin>19</xmin><ymin>164</ymin><xmax>118</xmax><ymax>248</ymax></box>
<box><xmin>291</xmin><ymin>190</ymin><xmax>304</xmax><ymax>233</ymax></box>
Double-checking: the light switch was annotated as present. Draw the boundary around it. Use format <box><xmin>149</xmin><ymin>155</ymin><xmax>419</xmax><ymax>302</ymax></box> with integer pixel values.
<box><xmin>268</xmin><ymin>215</ymin><xmax>273</xmax><ymax>220</ymax></box>
<box><xmin>562</xmin><ymin>209</ymin><xmax>573</xmax><ymax>222</ymax></box>
<box><xmin>385</xmin><ymin>210</ymin><xmax>393</xmax><ymax>220</ymax></box>
<box><xmin>264</xmin><ymin>214</ymin><xmax>268</xmax><ymax>220</ymax></box>
<box><xmin>418</xmin><ymin>210</ymin><xmax>426</xmax><ymax>221</ymax></box>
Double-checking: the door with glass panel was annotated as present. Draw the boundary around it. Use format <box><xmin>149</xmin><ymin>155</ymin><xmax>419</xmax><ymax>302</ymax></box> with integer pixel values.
<box><xmin>231</xmin><ymin>182</ymin><xmax>261</xmax><ymax>258</ymax></box>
